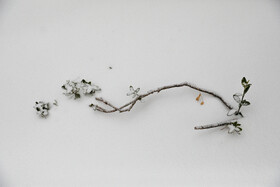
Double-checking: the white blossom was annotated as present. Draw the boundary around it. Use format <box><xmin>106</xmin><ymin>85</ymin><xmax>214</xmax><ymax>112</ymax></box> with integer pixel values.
<box><xmin>34</xmin><ymin>101</ymin><xmax>50</xmax><ymax>118</ymax></box>
<box><xmin>81</xmin><ymin>83</ymin><xmax>101</xmax><ymax>95</ymax></box>
<box><xmin>227</xmin><ymin>124</ymin><xmax>242</xmax><ymax>134</ymax></box>
<box><xmin>127</xmin><ymin>86</ymin><xmax>140</xmax><ymax>98</ymax></box>
<box><xmin>62</xmin><ymin>79</ymin><xmax>101</xmax><ymax>99</ymax></box>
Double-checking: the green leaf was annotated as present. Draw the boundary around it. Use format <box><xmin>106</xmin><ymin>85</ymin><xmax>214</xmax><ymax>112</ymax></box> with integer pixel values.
<box><xmin>238</xmin><ymin>112</ymin><xmax>244</xmax><ymax>117</ymax></box>
<box><xmin>241</xmin><ymin>77</ymin><xmax>247</xmax><ymax>87</ymax></box>
<box><xmin>81</xmin><ymin>79</ymin><xmax>91</xmax><ymax>85</ymax></box>
<box><xmin>233</xmin><ymin>93</ymin><xmax>242</xmax><ymax>103</ymax></box>
<box><xmin>61</xmin><ymin>85</ymin><xmax>66</xmax><ymax>90</ymax></box>
<box><xmin>244</xmin><ymin>85</ymin><xmax>250</xmax><ymax>94</ymax></box>
<box><xmin>227</xmin><ymin>109</ymin><xmax>237</xmax><ymax>116</ymax></box>
<box><xmin>74</xmin><ymin>93</ymin><xmax>81</xmax><ymax>99</ymax></box>
<box><xmin>232</xmin><ymin>122</ymin><xmax>241</xmax><ymax>127</ymax></box>
<box><xmin>241</xmin><ymin>100</ymin><xmax>250</xmax><ymax>106</ymax></box>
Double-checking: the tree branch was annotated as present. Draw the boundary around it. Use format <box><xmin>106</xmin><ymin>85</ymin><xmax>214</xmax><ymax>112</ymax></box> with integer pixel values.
<box><xmin>194</xmin><ymin>118</ymin><xmax>240</xmax><ymax>130</ymax></box>
<box><xmin>90</xmin><ymin>81</ymin><xmax>233</xmax><ymax>113</ymax></box>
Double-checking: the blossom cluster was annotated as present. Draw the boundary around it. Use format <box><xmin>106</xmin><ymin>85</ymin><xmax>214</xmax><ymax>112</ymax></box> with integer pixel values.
<box><xmin>34</xmin><ymin>101</ymin><xmax>50</xmax><ymax>118</ymax></box>
<box><xmin>61</xmin><ymin>79</ymin><xmax>101</xmax><ymax>99</ymax></box>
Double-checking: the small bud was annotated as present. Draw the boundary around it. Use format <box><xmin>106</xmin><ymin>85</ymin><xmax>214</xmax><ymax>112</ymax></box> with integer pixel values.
<box><xmin>196</xmin><ymin>93</ymin><xmax>201</xmax><ymax>101</ymax></box>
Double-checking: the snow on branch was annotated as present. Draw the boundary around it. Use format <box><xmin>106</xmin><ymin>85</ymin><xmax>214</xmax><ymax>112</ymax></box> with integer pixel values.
<box><xmin>89</xmin><ymin>77</ymin><xmax>251</xmax><ymax>134</ymax></box>
<box><xmin>90</xmin><ymin>81</ymin><xmax>233</xmax><ymax>113</ymax></box>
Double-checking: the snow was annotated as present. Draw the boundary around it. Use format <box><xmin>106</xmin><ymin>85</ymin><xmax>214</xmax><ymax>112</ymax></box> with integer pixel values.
<box><xmin>0</xmin><ymin>0</ymin><xmax>280</xmax><ymax>186</ymax></box>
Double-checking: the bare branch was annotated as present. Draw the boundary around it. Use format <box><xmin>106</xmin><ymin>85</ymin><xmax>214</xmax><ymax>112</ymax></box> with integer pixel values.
<box><xmin>194</xmin><ymin>118</ymin><xmax>240</xmax><ymax>130</ymax></box>
<box><xmin>90</xmin><ymin>82</ymin><xmax>233</xmax><ymax>113</ymax></box>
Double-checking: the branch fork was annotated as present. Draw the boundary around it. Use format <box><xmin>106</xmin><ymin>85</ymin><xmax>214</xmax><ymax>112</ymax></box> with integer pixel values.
<box><xmin>90</xmin><ymin>78</ymin><xmax>251</xmax><ymax>134</ymax></box>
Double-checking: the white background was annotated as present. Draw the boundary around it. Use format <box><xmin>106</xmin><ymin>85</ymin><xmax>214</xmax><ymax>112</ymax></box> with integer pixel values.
<box><xmin>0</xmin><ymin>0</ymin><xmax>280</xmax><ymax>186</ymax></box>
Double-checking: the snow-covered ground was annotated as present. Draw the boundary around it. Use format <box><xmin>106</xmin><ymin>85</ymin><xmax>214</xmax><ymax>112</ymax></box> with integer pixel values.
<box><xmin>0</xmin><ymin>0</ymin><xmax>280</xmax><ymax>186</ymax></box>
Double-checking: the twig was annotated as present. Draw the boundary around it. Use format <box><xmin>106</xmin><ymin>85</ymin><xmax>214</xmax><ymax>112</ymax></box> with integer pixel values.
<box><xmin>90</xmin><ymin>81</ymin><xmax>233</xmax><ymax>113</ymax></box>
<box><xmin>194</xmin><ymin>118</ymin><xmax>240</xmax><ymax>130</ymax></box>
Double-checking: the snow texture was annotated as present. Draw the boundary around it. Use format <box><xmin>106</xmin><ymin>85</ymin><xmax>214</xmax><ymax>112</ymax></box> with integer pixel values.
<box><xmin>0</xmin><ymin>0</ymin><xmax>280</xmax><ymax>186</ymax></box>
